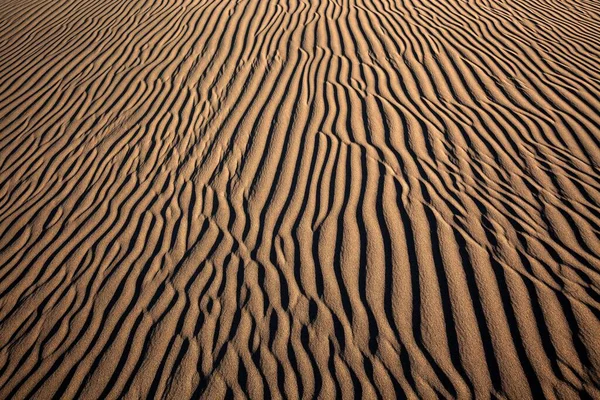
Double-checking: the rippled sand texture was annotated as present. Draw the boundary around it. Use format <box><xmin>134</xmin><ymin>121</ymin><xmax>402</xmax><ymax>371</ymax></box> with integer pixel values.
<box><xmin>1</xmin><ymin>0</ymin><xmax>600</xmax><ymax>397</ymax></box>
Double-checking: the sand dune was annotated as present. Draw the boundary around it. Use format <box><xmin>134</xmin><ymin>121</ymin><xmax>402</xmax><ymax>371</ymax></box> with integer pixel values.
<box><xmin>0</xmin><ymin>0</ymin><xmax>600</xmax><ymax>397</ymax></box>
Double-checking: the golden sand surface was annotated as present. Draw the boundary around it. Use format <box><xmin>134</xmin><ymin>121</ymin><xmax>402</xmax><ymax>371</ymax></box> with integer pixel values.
<box><xmin>1</xmin><ymin>0</ymin><xmax>600</xmax><ymax>397</ymax></box>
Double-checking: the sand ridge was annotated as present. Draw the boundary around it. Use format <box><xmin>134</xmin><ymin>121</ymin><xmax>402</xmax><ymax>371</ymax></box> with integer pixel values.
<box><xmin>0</xmin><ymin>0</ymin><xmax>600</xmax><ymax>397</ymax></box>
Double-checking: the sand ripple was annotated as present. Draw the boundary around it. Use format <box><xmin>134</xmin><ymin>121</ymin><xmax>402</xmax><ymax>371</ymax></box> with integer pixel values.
<box><xmin>1</xmin><ymin>0</ymin><xmax>600</xmax><ymax>397</ymax></box>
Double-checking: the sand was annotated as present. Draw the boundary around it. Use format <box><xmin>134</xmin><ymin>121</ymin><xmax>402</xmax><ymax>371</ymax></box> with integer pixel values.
<box><xmin>0</xmin><ymin>0</ymin><xmax>599</xmax><ymax>397</ymax></box>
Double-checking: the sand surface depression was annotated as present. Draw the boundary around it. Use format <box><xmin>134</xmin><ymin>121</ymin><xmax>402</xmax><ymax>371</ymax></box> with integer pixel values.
<box><xmin>1</xmin><ymin>0</ymin><xmax>600</xmax><ymax>398</ymax></box>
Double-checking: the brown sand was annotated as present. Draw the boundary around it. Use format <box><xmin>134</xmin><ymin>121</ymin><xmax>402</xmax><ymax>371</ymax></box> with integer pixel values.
<box><xmin>1</xmin><ymin>0</ymin><xmax>600</xmax><ymax>397</ymax></box>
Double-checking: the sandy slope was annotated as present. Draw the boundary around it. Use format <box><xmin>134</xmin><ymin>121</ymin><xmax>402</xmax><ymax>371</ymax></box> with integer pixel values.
<box><xmin>0</xmin><ymin>0</ymin><xmax>599</xmax><ymax>397</ymax></box>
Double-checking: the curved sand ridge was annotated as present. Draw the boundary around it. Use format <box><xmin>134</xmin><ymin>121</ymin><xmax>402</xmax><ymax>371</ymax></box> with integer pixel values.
<box><xmin>1</xmin><ymin>0</ymin><xmax>600</xmax><ymax>397</ymax></box>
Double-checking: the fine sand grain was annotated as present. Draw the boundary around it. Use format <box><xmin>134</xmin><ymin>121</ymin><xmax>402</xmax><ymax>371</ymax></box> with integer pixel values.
<box><xmin>1</xmin><ymin>0</ymin><xmax>600</xmax><ymax>397</ymax></box>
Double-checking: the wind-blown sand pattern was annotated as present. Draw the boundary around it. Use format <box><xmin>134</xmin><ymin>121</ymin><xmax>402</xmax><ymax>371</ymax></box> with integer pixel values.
<box><xmin>1</xmin><ymin>0</ymin><xmax>600</xmax><ymax>397</ymax></box>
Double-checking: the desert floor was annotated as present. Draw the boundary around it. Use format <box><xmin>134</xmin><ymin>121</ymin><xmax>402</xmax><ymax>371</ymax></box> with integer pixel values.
<box><xmin>1</xmin><ymin>0</ymin><xmax>600</xmax><ymax>398</ymax></box>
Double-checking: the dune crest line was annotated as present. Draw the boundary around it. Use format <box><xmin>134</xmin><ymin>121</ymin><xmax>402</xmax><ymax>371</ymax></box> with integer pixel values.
<box><xmin>1</xmin><ymin>0</ymin><xmax>600</xmax><ymax>397</ymax></box>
